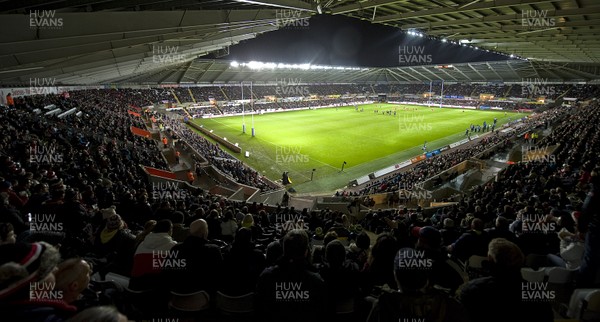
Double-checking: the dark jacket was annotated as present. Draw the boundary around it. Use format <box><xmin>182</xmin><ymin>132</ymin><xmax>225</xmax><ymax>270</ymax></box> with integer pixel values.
<box><xmin>1</xmin><ymin>299</ymin><xmax>78</xmax><ymax>322</ymax></box>
<box><xmin>166</xmin><ymin>235</ymin><xmax>223</xmax><ymax>294</ymax></box>
<box><xmin>220</xmin><ymin>245</ymin><xmax>266</xmax><ymax>296</ymax></box>
<box><xmin>451</xmin><ymin>230</ymin><xmax>490</xmax><ymax>262</ymax></box>
<box><xmin>459</xmin><ymin>270</ymin><xmax>554</xmax><ymax>322</ymax></box>
<box><xmin>256</xmin><ymin>259</ymin><xmax>329</xmax><ymax>322</ymax></box>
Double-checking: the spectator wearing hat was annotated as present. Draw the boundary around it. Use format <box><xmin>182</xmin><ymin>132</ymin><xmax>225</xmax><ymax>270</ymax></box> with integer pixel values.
<box><xmin>92</xmin><ymin>214</ymin><xmax>135</xmax><ymax>278</ymax></box>
<box><xmin>458</xmin><ymin>238</ymin><xmax>554</xmax><ymax>322</ymax></box>
<box><xmin>0</xmin><ymin>242</ymin><xmax>78</xmax><ymax>321</ymax></box>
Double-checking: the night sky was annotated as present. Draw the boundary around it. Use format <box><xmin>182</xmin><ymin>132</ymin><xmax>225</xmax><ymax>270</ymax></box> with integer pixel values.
<box><xmin>213</xmin><ymin>14</ymin><xmax>510</xmax><ymax>67</ymax></box>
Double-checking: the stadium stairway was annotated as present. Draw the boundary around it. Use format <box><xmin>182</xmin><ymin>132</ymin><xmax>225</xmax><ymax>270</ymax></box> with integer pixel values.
<box><xmin>503</xmin><ymin>84</ymin><xmax>513</xmax><ymax>98</ymax></box>
<box><xmin>188</xmin><ymin>88</ymin><xmax>196</xmax><ymax>103</ymax></box>
<box><xmin>219</xmin><ymin>86</ymin><xmax>229</xmax><ymax>101</ymax></box>
<box><xmin>170</xmin><ymin>89</ymin><xmax>181</xmax><ymax>105</ymax></box>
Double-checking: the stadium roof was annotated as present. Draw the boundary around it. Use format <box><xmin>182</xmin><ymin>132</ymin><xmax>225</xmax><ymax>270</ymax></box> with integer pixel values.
<box><xmin>326</xmin><ymin>0</ymin><xmax>600</xmax><ymax>63</ymax></box>
<box><xmin>110</xmin><ymin>59</ymin><xmax>600</xmax><ymax>85</ymax></box>
<box><xmin>1</xmin><ymin>0</ymin><xmax>599</xmax><ymax>85</ymax></box>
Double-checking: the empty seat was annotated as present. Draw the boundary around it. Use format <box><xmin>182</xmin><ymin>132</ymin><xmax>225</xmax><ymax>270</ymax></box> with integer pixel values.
<box><xmin>581</xmin><ymin>290</ymin><xmax>600</xmax><ymax>322</ymax></box>
<box><xmin>547</xmin><ymin>267</ymin><xmax>579</xmax><ymax>311</ymax></box>
<box><xmin>547</xmin><ymin>267</ymin><xmax>578</xmax><ymax>284</ymax></box>
<box><xmin>521</xmin><ymin>267</ymin><xmax>546</xmax><ymax>282</ymax></box>
<box><xmin>169</xmin><ymin>290</ymin><xmax>210</xmax><ymax>312</ymax></box>
<box><xmin>567</xmin><ymin>289</ymin><xmax>600</xmax><ymax>319</ymax></box>
<box><xmin>215</xmin><ymin>291</ymin><xmax>255</xmax><ymax>316</ymax></box>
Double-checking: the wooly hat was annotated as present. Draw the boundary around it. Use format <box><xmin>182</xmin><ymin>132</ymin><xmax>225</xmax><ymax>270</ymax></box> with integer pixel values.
<box><xmin>0</xmin><ymin>242</ymin><xmax>60</xmax><ymax>300</ymax></box>
<box><xmin>101</xmin><ymin>206</ymin><xmax>117</xmax><ymax>220</ymax></box>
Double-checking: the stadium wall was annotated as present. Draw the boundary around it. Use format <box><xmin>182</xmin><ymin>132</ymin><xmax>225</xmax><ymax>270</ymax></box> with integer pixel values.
<box><xmin>186</xmin><ymin>120</ymin><xmax>242</xmax><ymax>153</ymax></box>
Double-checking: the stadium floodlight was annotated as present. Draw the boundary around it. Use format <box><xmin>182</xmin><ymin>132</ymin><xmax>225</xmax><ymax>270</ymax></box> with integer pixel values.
<box><xmin>510</xmin><ymin>54</ymin><xmax>514</xmax><ymax>58</ymax></box>
<box><xmin>230</xmin><ymin>61</ymin><xmax>239</xmax><ymax>68</ymax></box>
<box><xmin>460</xmin><ymin>39</ymin><xmax>469</xmax><ymax>43</ymax></box>
<box><xmin>441</xmin><ymin>38</ymin><xmax>447</xmax><ymax>43</ymax></box>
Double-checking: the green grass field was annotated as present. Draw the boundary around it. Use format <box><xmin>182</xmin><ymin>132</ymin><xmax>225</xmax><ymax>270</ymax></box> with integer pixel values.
<box><xmin>190</xmin><ymin>103</ymin><xmax>525</xmax><ymax>194</ymax></box>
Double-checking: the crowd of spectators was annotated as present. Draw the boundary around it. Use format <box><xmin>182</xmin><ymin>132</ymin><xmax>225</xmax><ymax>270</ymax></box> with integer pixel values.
<box><xmin>348</xmin><ymin>107</ymin><xmax>562</xmax><ymax>196</ymax></box>
<box><xmin>159</xmin><ymin>113</ymin><xmax>276</xmax><ymax>191</ymax></box>
<box><xmin>0</xmin><ymin>88</ymin><xmax>598</xmax><ymax>322</ymax></box>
